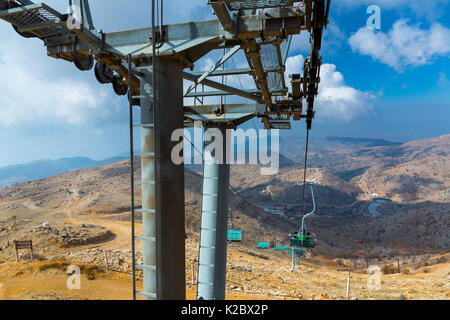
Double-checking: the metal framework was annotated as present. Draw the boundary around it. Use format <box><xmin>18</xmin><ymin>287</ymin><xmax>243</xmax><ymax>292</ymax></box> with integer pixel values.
<box><xmin>0</xmin><ymin>0</ymin><xmax>330</xmax><ymax>300</ymax></box>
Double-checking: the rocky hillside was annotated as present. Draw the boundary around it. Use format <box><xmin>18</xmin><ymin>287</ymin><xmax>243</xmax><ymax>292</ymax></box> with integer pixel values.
<box><xmin>357</xmin><ymin>136</ymin><xmax>450</xmax><ymax>202</ymax></box>
<box><xmin>0</xmin><ymin>135</ymin><xmax>448</xmax><ymax>260</ymax></box>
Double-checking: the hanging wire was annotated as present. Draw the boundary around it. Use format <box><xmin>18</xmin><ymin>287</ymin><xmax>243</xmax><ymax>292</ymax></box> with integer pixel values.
<box><xmin>184</xmin><ymin>133</ymin><xmax>262</xmax><ymax>216</ymax></box>
<box><xmin>128</xmin><ymin>54</ymin><xmax>137</xmax><ymax>301</ymax></box>
<box><xmin>298</xmin><ymin>126</ymin><xmax>311</xmax><ymax>233</ymax></box>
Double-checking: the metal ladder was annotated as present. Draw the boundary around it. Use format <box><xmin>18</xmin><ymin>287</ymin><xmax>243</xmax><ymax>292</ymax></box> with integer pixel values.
<box><xmin>128</xmin><ymin>0</ymin><xmax>161</xmax><ymax>300</ymax></box>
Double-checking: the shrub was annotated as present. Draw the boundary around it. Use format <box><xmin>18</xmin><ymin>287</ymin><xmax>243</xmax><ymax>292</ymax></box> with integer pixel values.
<box><xmin>381</xmin><ymin>264</ymin><xmax>397</xmax><ymax>275</ymax></box>
<box><xmin>401</xmin><ymin>268</ymin><xmax>410</xmax><ymax>275</ymax></box>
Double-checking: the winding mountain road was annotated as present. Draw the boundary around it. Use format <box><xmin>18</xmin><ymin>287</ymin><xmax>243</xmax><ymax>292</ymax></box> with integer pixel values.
<box><xmin>64</xmin><ymin>174</ymin><xmax>136</xmax><ymax>251</ymax></box>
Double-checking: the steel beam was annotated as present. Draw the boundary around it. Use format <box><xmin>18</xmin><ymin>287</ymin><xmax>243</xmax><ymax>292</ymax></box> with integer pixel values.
<box><xmin>185</xmin><ymin>103</ymin><xmax>266</xmax><ymax>127</ymax></box>
<box><xmin>189</xmin><ymin>68</ymin><xmax>252</xmax><ymax>77</ymax></box>
<box><xmin>243</xmin><ymin>40</ymin><xmax>272</xmax><ymax>106</ymax></box>
<box><xmin>183</xmin><ymin>71</ymin><xmax>262</xmax><ymax>102</ymax></box>
<box><xmin>185</xmin><ymin>45</ymin><xmax>241</xmax><ymax>95</ymax></box>
<box><xmin>185</xmin><ymin>89</ymin><xmax>259</xmax><ymax>98</ymax></box>
<box><xmin>44</xmin><ymin>13</ymin><xmax>306</xmax><ymax>59</ymax></box>
<box><xmin>210</xmin><ymin>0</ymin><xmax>235</xmax><ymax>34</ymax></box>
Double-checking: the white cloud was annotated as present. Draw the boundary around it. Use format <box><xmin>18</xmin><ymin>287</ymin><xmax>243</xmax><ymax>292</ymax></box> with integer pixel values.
<box><xmin>286</xmin><ymin>55</ymin><xmax>375</xmax><ymax>121</ymax></box>
<box><xmin>317</xmin><ymin>64</ymin><xmax>375</xmax><ymax>121</ymax></box>
<box><xmin>348</xmin><ymin>20</ymin><xmax>450</xmax><ymax>72</ymax></box>
<box><xmin>0</xmin><ymin>39</ymin><xmax>121</xmax><ymax>127</ymax></box>
<box><xmin>285</xmin><ymin>54</ymin><xmax>305</xmax><ymax>80</ymax></box>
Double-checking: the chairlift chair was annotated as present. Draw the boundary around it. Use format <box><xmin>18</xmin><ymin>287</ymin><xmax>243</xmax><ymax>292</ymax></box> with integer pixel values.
<box><xmin>289</xmin><ymin>183</ymin><xmax>317</xmax><ymax>248</ymax></box>
<box><xmin>227</xmin><ymin>210</ymin><xmax>243</xmax><ymax>242</ymax></box>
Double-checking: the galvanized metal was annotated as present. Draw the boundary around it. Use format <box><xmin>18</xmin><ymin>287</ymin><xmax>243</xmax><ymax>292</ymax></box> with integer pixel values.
<box><xmin>197</xmin><ymin>127</ymin><xmax>230</xmax><ymax>300</ymax></box>
<box><xmin>137</xmin><ymin>64</ymin><xmax>158</xmax><ymax>300</ymax></box>
<box><xmin>128</xmin><ymin>54</ymin><xmax>137</xmax><ymax>301</ymax></box>
<box><xmin>185</xmin><ymin>45</ymin><xmax>241</xmax><ymax>95</ymax></box>
<box><xmin>300</xmin><ymin>184</ymin><xmax>316</xmax><ymax>236</ymax></box>
<box><xmin>135</xmin><ymin>59</ymin><xmax>185</xmax><ymax>300</ymax></box>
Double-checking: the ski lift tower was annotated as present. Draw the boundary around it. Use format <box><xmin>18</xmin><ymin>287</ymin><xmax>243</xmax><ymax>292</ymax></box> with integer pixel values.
<box><xmin>0</xmin><ymin>0</ymin><xmax>330</xmax><ymax>300</ymax></box>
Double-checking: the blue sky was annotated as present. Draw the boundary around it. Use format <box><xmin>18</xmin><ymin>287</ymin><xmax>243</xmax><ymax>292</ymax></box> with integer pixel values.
<box><xmin>0</xmin><ymin>0</ymin><xmax>449</xmax><ymax>166</ymax></box>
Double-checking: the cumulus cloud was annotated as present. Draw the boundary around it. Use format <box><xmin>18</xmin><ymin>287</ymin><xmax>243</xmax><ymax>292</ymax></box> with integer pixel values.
<box><xmin>0</xmin><ymin>39</ymin><xmax>122</xmax><ymax>127</ymax></box>
<box><xmin>317</xmin><ymin>63</ymin><xmax>375</xmax><ymax>121</ymax></box>
<box><xmin>285</xmin><ymin>55</ymin><xmax>375</xmax><ymax>121</ymax></box>
<box><xmin>348</xmin><ymin>20</ymin><xmax>450</xmax><ymax>72</ymax></box>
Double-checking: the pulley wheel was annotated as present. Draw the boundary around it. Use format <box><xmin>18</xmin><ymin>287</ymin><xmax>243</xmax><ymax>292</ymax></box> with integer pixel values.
<box><xmin>94</xmin><ymin>62</ymin><xmax>114</xmax><ymax>84</ymax></box>
<box><xmin>74</xmin><ymin>56</ymin><xmax>94</xmax><ymax>71</ymax></box>
<box><xmin>112</xmin><ymin>77</ymin><xmax>128</xmax><ymax>96</ymax></box>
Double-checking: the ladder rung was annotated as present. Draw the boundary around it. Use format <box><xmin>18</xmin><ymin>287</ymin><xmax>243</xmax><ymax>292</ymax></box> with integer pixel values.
<box><xmin>139</xmin><ymin>152</ymin><xmax>156</xmax><ymax>158</ymax></box>
<box><xmin>135</xmin><ymin>66</ymin><xmax>153</xmax><ymax>71</ymax></box>
<box><xmin>201</xmin><ymin>210</ymin><xmax>217</xmax><ymax>214</ymax></box>
<box><xmin>136</xmin><ymin>291</ymin><xmax>157</xmax><ymax>299</ymax></box>
<box><xmin>135</xmin><ymin>180</ymin><xmax>155</xmax><ymax>185</ymax></box>
<box><xmin>198</xmin><ymin>263</ymin><xmax>215</xmax><ymax>268</ymax></box>
<box><xmin>199</xmin><ymin>245</ymin><xmax>216</xmax><ymax>250</ymax></box>
<box><xmin>135</xmin><ymin>236</ymin><xmax>156</xmax><ymax>242</ymax></box>
<box><xmin>132</xmin><ymin>95</ymin><xmax>147</xmax><ymax>99</ymax></box>
<box><xmin>200</xmin><ymin>227</ymin><xmax>217</xmax><ymax>231</ymax></box>
<box><xmin>133</xmin><ymin>124</ymin><xmax>154</xmax><ymax>128</ymax></box>
<box><xmin>136</xmin><ymin>264</ymin><xmax>156</xmax><ymax>271</ymax></box>
<box><xmin>135</xmin><ymin>209</ymin><xmax>156</xmax><ymax>214</ymax></box>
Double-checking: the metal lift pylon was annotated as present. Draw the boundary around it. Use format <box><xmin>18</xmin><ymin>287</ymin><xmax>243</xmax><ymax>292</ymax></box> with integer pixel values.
<box><xmin>196</xmin><ymin>127</ymin><xmax>231</xmax><ymax>300</ymax></box>
<box><xmin>129</xmin><ymin>0</ymin><xmax>186</xmax><ymax>300</ymax></box>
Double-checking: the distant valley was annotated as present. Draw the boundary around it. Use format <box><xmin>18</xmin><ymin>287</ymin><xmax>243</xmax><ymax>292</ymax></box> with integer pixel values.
<box><xmin>0</xmin><ymin>134</ymin><xmax>448</xmax><ymax>300</ymax></box>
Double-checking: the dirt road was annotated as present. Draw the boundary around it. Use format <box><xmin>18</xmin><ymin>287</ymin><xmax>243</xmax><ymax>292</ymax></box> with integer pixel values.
<box><xmin>64</xmin><ymin>174</ymin><xmax>135</xmax><ymax>251</ymax></box>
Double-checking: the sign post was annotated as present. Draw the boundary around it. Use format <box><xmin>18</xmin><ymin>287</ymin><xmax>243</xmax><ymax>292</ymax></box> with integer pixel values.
<box><xmin>14</xmin><ymin>240</ymin><xmax>34</xmax><ymax>263</ymax></box>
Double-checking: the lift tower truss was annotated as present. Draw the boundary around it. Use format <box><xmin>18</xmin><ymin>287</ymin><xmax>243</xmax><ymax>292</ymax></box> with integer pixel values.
<box><xmin>0</xmin><ymin>0</ymin><xmax>330</xmax><ymax>300</ymax></box>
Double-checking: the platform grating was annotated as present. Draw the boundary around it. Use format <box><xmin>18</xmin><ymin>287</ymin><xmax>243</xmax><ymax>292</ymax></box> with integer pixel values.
<box><xmin>225</xmin><ymin>0</ymin><xmax>294</xmax><ymax>10</ymax></box>
<box><xmin>0</xmin><ymin>5</ymin><xmax>68</xmax><ymax>38</ymax></box>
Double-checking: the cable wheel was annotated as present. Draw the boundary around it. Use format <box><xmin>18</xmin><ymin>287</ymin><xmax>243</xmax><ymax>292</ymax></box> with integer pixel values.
<box><xmin>94</xmin><ymin>61</ymin><xmax>114</xmax><ymax>84</ymax></box>
<box><xmin>112</xmin><ymin>77</ymin><xmax>128</xmax><ymax>96</ymax></box>
<box><xmin>74</xmin><ymin>56</ymin><xmax>94</xmax><ymax>71</ymax></box>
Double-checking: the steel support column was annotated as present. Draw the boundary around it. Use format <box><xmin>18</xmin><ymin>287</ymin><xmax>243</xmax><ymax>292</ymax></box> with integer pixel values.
<box><xmin>197</xmin><ymin>127</ymin><xmax>230</xmax><ymax>300</ymax></box>
<box><xmin>139</xmin><ymin>58</ymin><xmax>185</xmax><ymax>300</ymax></box>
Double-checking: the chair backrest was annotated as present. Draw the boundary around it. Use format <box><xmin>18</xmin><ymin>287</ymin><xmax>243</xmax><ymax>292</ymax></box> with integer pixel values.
<box><xmin>257</xmin><ymin>242</ymin><xmax>269</xmax><ymax>249</ymax></box>
<box><xmin>227</xmin><ymin>230</ymin><xmax>242</xmax><ymax>241</ymax></box>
